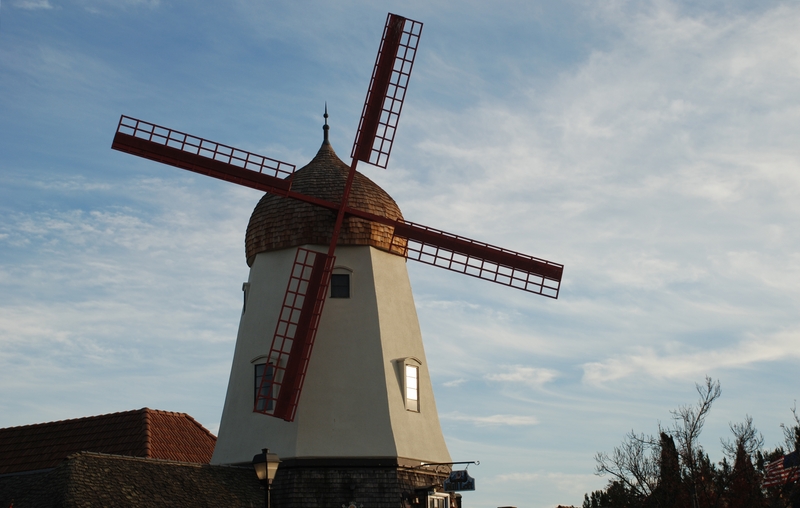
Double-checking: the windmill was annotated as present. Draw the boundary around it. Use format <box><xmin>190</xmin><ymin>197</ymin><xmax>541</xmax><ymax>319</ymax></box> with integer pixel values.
<box><xmin>111</xmin><ymin>12</ymin><xmax>563</xmax><ymax>506</ymax></box>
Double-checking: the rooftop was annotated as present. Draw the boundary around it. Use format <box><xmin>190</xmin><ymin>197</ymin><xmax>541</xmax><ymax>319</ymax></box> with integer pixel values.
<box><xmin>0</xmin><ymin>408</ymin><xmax>216</xmax><ymax>474</ymax></box>
<box><xmin>245</xmin><ymin>139</ymin><xmax>404</xmax><ymax>264</ymax></box>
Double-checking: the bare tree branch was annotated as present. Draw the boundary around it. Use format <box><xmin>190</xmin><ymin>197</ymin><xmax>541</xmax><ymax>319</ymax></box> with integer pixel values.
<box><xmin>721</xmin><ymin>415</ymin><xmax>764</xmax><ymax>461</ymax></box>
<box><xmin>595</xmin><ymin>430</ymin><xmax>660</xmax><ymax>499</ymax></box>
<box><xmin>780</xmin><ymin>401</ymin><xmax>800</xmax><ymax>453</ymax></box>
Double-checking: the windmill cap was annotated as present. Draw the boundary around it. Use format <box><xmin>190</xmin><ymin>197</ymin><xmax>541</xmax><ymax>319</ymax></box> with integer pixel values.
<box><xmin>245</xmin><ymin>140</ymin><xmax>404</xmax><ymax>265</ymax></box>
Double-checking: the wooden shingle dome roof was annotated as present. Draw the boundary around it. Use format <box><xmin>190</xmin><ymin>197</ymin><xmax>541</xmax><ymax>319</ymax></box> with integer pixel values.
<box><xmin>245</xmin><ymin>139</ymin><xmax>404</xmax><ymax>265</ymax></box>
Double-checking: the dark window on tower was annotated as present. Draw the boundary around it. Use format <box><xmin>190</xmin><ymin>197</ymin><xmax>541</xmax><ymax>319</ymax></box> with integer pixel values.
<box><xmin>330</xmin><ymin>273</ymin><xmax>350</xmax><ymax>298</ymax></box>
<box><xmin>254</xmin><ymin>363</ymin><xmax>274</xmax><ymax>412</ymax></box>
<box><xmin>242</xmin><ymin>282</ymin><xmax>250</xmax><ymax>314</ymax></box>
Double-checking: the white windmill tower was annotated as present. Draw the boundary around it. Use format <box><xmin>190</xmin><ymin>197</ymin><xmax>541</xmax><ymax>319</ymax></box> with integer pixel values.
<box><xmin>111</xmin><ymin>13</ymin><xmax>563</xmax><ymax>507</ymax></box>
<box><xmin>210</xmin><ymin>113</ymin><xmax>452</xmax><ymax>467</ymax></box>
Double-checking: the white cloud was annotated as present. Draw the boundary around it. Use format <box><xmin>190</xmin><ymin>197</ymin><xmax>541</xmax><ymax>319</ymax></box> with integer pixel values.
<box><xmin>485</xmin><ymin>365</ymin><xmax>558</xmax><ymax>389</ymax></box>
<box><xmin>403</xmin><ymin>2</ymin><xmax>800</xmax><ymax>236</ymax></box>
<box><xmin>0</xmin><ymin>177</ymin><xmax>253</xmax><ymax>415</ymax></box>
<box><xmin>441</xmin><ymin>412</ymin><xmax>539</xmax><ymax>426</ymax></box>
<box><xmin>582</xmin><ymin>328</ymin><xmax>800</xmax><ymax>384</ymax></box>
<box><xmin>490</xmin><ymin>470</ymin><xmax>602</xmax><ymax>507</ymax></box>
<box><xmin>13</xmin><ymin>0</ymin><xmax>53</xmax><ymax>9</ymax></box>
<box><xmin>79</xmin><ymin>0</ymin><xmax>160</xmax><ymax>10</ymax></box>
<box><xmin>495</xmin><ymin>471</ymin><xmax>599</xmax><ymax>494</ymax></box>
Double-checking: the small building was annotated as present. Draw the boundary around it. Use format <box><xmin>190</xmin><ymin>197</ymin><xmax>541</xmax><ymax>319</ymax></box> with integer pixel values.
<box><xmin>0</xmin><ymin>408</ymin><xmax>263</xmax><ymax>507</ymax></box>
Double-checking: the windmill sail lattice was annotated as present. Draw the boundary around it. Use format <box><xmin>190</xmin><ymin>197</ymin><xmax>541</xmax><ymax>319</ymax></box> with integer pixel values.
<box><xmin>352</xmin><ymin>14</ymin><xmax>422</xmax><ymax>168</ymax></box>
<box><xmin>390</xmin><ymin>221</ymin><xmax>561</xmax><ymax>298</ymax></box>
<box><xmin>112</xmin><ymin>116</ymin><xmax>296</xmax><ymax>193</ymax></box>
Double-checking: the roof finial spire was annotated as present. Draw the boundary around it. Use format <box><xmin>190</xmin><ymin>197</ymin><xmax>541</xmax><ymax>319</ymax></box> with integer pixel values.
<box><xmin>322</xmin><ymin>102</ymin><xmax>330</xmax><ymax>145</ymax></box>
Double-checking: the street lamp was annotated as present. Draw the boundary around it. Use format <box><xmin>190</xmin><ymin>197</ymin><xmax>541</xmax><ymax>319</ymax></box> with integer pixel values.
<box><xmin>252</xmin><ymin>448</ymin><xmax>280</xmax><ymax>508</ymax></box>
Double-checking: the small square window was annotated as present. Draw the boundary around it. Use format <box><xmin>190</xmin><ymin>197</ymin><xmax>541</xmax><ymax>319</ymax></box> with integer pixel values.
<box><xmin>330</xmin><ymin>273</ymin><xmax>350</xmax><ymax>298</ymax></box>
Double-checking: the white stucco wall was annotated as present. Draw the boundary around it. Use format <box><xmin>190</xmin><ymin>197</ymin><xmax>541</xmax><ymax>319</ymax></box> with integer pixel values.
<box><xmin>211</xmin><ymin>245</ymin><xmax>451</xmax><ymax>465</ymax></box>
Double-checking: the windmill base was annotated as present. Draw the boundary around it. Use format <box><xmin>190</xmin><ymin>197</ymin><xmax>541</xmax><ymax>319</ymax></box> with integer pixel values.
<box><xmin>270</xmin><ymin>458</ymin><xmax>457</xmax><ymax>508</ymax></box>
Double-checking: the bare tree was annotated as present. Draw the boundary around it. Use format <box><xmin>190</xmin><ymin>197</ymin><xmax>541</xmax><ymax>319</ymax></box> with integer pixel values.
<box><xmin>780</xmin><ymin>402</ymin><xmax>800</xmax><ymax>453</ymax></box>
<box><xmin>666</xmin><ymin>377</ymin><xmax>721</xmax><ymax>508</ymax></box>
<box><xmin>593</xmin><ymin>377</ymin><xmax>722</xmax><ymax>508</ymax></box>
<box><xmin>591</xmin><ymin>378</ymin><xmax>800</xmax><ymax>508</ymax></box>
<box><xmin>595</xmin><ymin>431</ymin><xmax>660</xmax><ymax>501</ymax></box>
<box><xmin>722</xmin><ymin>414</ymin><xmax>764</xmax><ymax>461</ymax></box>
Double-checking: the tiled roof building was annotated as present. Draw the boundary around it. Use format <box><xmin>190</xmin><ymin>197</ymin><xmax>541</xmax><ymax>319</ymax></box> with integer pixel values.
<box><xmin>0</xmin><ymin>409</ymin><xmax>266</xmax><ymax>507</ymax></box>
<box><xmin>0</xmin><ymin>408</ymin><xmax>216</xmax><ymax>474</ymax></box>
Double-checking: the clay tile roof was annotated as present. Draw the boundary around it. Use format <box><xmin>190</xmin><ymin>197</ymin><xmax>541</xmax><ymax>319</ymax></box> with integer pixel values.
<box><xmin>0</xmin><ymin>452</ymin><xmax>262</xmax><ymax>508</ymax></box>
<box><xmin>0</xmin><ymin>408</ymin><xmax>216</xmax><ymax>474</ymax></box>
<box><xmin>245</xmin><ymin>140</ymin><xmax>405</xmax><ymax>265</ymax></box>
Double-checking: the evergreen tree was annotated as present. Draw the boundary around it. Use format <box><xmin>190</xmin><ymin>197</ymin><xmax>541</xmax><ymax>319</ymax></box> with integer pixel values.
<box><xmin>726</xmin><ymin>442</ymin><xmax>765</xmax><ymax>508</ymax></box>
<box><xmin>648</xmin><ymin>433</ymin><xmax>682</xmax><ymax>508</ymax></box>
<box><xmin>583</xmin><ymin>490</ymin><xmax>610</xmax><ymax>508</ymax></box>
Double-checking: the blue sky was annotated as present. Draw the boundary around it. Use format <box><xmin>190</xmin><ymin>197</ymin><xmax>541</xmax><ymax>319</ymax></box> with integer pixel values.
<box><xmin>2</xmin><ymin>1</ymin><xmax>800</xmax><ymax>506</ymax></box>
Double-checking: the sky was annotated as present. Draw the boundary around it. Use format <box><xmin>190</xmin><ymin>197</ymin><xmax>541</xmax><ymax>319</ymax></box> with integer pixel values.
<box><xmin>1</xmin><ymin>0</ymin><xmax>800</xmax><ymax>506</ymax></box>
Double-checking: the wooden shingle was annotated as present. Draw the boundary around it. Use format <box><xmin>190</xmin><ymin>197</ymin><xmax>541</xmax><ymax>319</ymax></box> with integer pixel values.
<box><xmin>245</xmin><ymin>140</ymin><xmax>405</xmax><ymax>265</ymax></box>
<box><xmin>0</xmin><ymin>452</ymin><xmax>262</xmax><ymax>508</ymax></box>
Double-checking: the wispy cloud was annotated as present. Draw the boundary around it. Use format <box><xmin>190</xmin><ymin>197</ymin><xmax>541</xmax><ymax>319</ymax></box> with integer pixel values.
<box><xmin>79</xmin><ymin>0</ymin><xmax>160</xmax><ymax>10</ymax></box>
<box><xmin>494</xmin><ymin>471</ymin><xmax>599</xmax><ymax>495</ymax></box>
<box><xmin>441</xmin><ymin>412</ymin><xmax>539</xmax><ymax>426</ymax></box>
<box><xmin>4</xmin><ymin>2</ymin><xmax>800</xmax><ymax>507</ymax></box>
<box><xmin>12</xmin><ymin>0</ymin><xmax>53</xmax><ymax>9</ymax></box>
<box><xmin>582</xmin><ymin>329</ymin><xmax>800</xmax><ymax>384</ymax></box>
<box><xmin>0</xmin><ymin>175</ymin><xmax>254</xmax><ymax>424</ymax></box>
<box><xmin>485</xmin><ymin>365</ymin><xmax>558</xmax><ymax>389</ymax></box>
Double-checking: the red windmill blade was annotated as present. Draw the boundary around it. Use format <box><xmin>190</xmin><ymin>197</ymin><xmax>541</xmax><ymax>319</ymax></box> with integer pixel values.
<box><xmin>112</xmin><ymin>115</ymin><xmax>564</xmax><ymax>298</ymax></box>
<box><xmin>352</xmin><ymin>13</ymin><xmax>422</xmax><ymax>168</ymax></box>
<box><xmin>111</xmin><ymin>13</ymin><xmax>563</xmax><ymax>422</ymax></box>
<box><xmin>260</xmin><ymin>14</ymin><xmax>422</xmax><ymax>421</ymax></box>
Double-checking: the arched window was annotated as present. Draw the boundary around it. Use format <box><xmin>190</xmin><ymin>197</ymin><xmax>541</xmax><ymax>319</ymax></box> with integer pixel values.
<box><xmin>398</xmin><ymin>357</ymin><xmax>422</xmax><ymax>412</ymax></box>
<box><xmin>405</xmin><ymin>364</ymin><xmax>419</xmax><ymax>412</ymax></box>
<box><xmin>252</xmin><ymin>355</ymin><xmax>277</xmax><ymax>413</ymax></box>
<box><xmin>254</xmin><ymin>363</ymin><xmax>274</xmax><ymax>412</ymax></box>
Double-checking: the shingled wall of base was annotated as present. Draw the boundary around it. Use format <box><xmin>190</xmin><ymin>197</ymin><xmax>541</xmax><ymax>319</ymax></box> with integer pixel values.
<box><xmin>271</xmin><ymin>458</ymin><xmax>452</xmax><ymax>508</ymax></box>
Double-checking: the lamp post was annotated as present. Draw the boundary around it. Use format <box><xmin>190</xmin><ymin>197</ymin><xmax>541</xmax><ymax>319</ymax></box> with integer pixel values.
<box><xmin>252</xmin><ymin>448</ymin><xmax>280</xmax><ymax>508</ymax></box>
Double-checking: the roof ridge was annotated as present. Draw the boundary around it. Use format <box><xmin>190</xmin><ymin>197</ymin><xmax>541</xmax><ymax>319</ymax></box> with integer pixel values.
<box><xmin>65</xmin><ymin>450</ymin><xmax>209</xmax><ymax>468</ymax></box>
<box><xmin>181</xmin><ymin>412</ymin><xmax>218</xmax><ymax>442</ymax></box>
<box><xmin>140</xmin><ymin>408</ymin><xmax>198</xmax><ymax>418</ymax></box>
<box><xmin>141</xmin><ymin>408</ymin><xmax>152</xmax><ymax>457</ymax></box>
<box><xmin>139</xmin><ymin>407</ymin><xmax>217</xmax><ymax>441</ymax></box>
